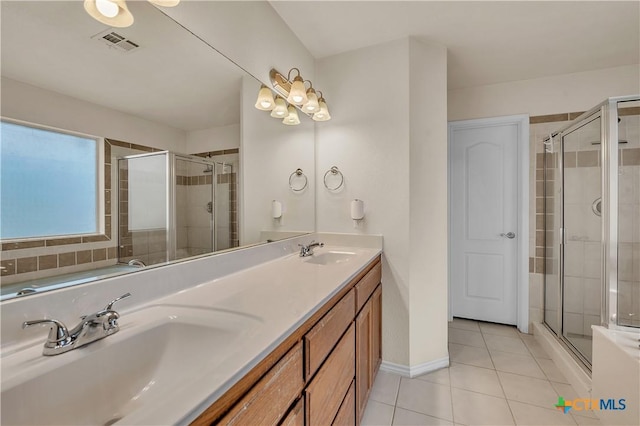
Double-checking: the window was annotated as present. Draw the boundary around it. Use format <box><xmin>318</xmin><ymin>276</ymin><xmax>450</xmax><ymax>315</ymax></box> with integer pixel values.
<box><xmin>0</xmin><ymin>120</ymin><xmax>101</xmax><ymax>240</ymax></box>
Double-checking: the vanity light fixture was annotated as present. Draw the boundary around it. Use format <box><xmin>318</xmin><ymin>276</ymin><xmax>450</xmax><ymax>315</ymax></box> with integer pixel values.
<box><xmin>270</xmin><ymin>96</ymin><xmax>288</xmax><ymax>118</ymax></box>
<box><xmin>269</xmin><ymin>68</ymin><xmax>331</xmax><ymax>122</ymax></box>
<box><xmin>283</xmin><ymin>106</ymin><xmax>301</xmax><ymax>126</ymax></box>
<box><xmin>312</xmin><ymin>91</ymin><xmax>331</xmax><ymax>122</ymax></box>
<box><xmin>255</xmin><ymin>85</ymin><xmax>275</xmax><ymax>111</ymax></box>
<box><xmin>303</xmin><ymin>84</ymin><xmax>320</xmax><ymax>114</ymax></box>
<box><xmin>285</xmin><ymin>68</ymin><xmax>308</xmax><ymax>106</ymax></box>
<box><xmin>84</xmin><ymin>0</ymin><xmax>179</xmax><ymax>28</ymax></box>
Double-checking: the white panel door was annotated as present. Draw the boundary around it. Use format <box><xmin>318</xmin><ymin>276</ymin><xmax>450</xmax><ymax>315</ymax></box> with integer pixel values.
<box><xmin>450</xmin><ymin>122</ymin><xmax>519</xmax><ymax>324</ymax></box>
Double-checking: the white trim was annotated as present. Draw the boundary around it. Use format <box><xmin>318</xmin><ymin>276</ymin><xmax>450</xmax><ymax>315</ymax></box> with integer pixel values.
<box><xmin>380</xmin><ymin>356</ymin><xmax>450</xmax><ymax>378</ymax></box>
<box><xmin>447</xmin><ymin>114</ymin><xmax>530</xmax><ymax>333</ymax></box>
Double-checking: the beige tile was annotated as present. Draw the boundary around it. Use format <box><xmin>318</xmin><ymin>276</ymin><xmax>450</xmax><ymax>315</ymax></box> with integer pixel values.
<box><xmin>393</xmin><ymin>408</ymin><xmax>453</xmax><ymax>426</ymax></box>
<box><xmin>484</xmin><ymin>334</ymin><xmax>530</xmax><ymax>355</ymax></box>
<box><xmin>520</xmin><ymin>335</ymin><xmax>551</xmax><ymax>359</ymax></box>
<box><xmin>451</xmin><ymin>388</ymin><xmax>514</xmax><ymax>426</ymax></box>
<box><xmin>415</xmin><ymin>367</ymin><xmax>450</xmax><ymax>386</ymax></box>
<box><xmin>498</xmin><ymin>371</ymin><xmax>559</xmax><ymax>408</ymax></box>
<box><xmin>571</xmin><ymin>414</ymin><xmax>602</xmax><ymax>425</ymax></box>
<box><xmin>449</xmin><ymin>318</ymin><xmax>481</xmax><ymax>332</ymax></box>
<box><xmin>77</xmin><ymin>250</ymin><xmax>92</xmax><ymax>264</ymax></box>
<box><xmin>491</xmin><ymin>351</ymin><xmax>546</xmax><ymax>379</ymax></box>
<box><xmin>448</xmin><ymin>328</ymin><xmax>486</xmax><ymax>348</ymax></box>
<box><xmin>370</xmin><ymin>370</ymin><xmax>401</xmax><ymax>405</ymax></box>
<box><xmin>508</xmin><ymin>400</ymin><xmax>577</xmax><ymax>425</ymax></box>
<box><xmin>479</xmin><ymin>322</ymin><xmax>520</xmax><ymax>338</ymax></box>
<box><xmin>58</xmin><ymin>252</ymin><xmax>76</xmax><ymax>267</ymax></box>
<box><xmin>449</xmin><ymin>363</ymin><xmax>504</xmax><ymax>398</ymax></box>
<box><xmin>449</xmin><ymin>343</ymin><xmax>494</xmax><ymax>369</ymax></box>
<box><xmin>361</xmin><ymin>400</ymin><xmax>394</xmax><ymax>426</ymax></box>
<box><xmin>536</xmin><ymin>358</ymin><xmax>569</xmax><ymax>384</ymax></box>
<box><xmin>396</xmin><ymin>378</ymin><xmax>453</xmax><ymax>421</ymax></box>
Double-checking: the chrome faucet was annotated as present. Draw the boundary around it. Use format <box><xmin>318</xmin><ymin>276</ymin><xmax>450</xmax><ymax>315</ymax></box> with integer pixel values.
<box><xmin>22</xmin><ymin>293</ymin><xmax>131</xmax><ymax>356</ymax></box>
<box><xmin>128</xmin><ymin>259</ymin><xmax>146</xmax><ymax>268</ymax></box>
<box><xmin>298</xmin><ymin>240</ymin><xmax>324</xmax><ymax>257</ymax></box>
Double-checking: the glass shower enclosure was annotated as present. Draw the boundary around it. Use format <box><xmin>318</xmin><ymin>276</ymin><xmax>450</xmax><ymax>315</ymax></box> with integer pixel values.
<box><xmin>543</xmin><ymin>96</ymin><xmax>640</xmax><ymax>368</ymax></box>
<box><xmin>117</xmin><ymin>152</ymin><xmax>234</xmax><ymax>266</ymax></box>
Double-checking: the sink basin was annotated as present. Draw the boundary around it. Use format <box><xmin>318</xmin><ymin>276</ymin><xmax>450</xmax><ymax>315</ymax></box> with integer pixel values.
<box><xmin>1</xmin><ymin>305</ymin><xmax>260</xmax><ymax>425</ymax></box>
<box><xmin>305</xmin><ymin>251</ymin><xmax>356</xmax><ymax>265</ymax></box>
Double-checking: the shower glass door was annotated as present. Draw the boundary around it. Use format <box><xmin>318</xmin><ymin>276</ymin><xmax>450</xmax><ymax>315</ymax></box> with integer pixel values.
<box><xmin>174</xmin><ymin>156</ymin><xmax>215</xmax><ymax>260</ymax></box>
<box><xmin>561</xmin><ymin>114</ymin><xmax>602</xmax><ymax>363</ymax></box>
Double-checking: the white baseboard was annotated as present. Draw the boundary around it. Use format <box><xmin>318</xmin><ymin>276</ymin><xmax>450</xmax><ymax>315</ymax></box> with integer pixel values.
<box><xmin>380</xmin><ymin>356</ymin><xmax>449</xmax><ymax>378</ymax></box>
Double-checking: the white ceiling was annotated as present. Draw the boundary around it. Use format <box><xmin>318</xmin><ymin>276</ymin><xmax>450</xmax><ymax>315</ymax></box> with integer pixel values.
<box><xmin>270</xmin><ymin>1</ymin><xmax>640</xmax><ymax>90</ymax></box>
<box><xmin>1</xmin><ymin>1</ymin><xmax>246</xmax><ymax>131</ymax></box>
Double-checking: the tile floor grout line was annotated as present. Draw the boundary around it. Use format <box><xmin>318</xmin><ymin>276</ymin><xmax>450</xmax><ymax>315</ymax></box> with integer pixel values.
<box><xmin>480</xmin><ymin>320</ymin><xmax>518</xmax><ymax>425</ymax></box>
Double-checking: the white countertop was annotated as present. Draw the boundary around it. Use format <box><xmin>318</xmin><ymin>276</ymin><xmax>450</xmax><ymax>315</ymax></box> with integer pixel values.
<box><xmin>1</xmin><ymin>242</ymin><xmax>381</xmax><ymax>425</ymax></box>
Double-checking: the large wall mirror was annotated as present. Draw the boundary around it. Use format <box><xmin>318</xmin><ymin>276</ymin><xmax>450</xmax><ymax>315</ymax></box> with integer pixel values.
<box><xmin>0</xmin><ymin>1</ymin><xmax>315</xmax><ymax>300</ymax></box>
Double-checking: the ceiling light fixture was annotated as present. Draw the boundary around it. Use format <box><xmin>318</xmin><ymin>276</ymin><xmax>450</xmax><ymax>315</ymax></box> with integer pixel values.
<box><xmin>84</xmin><ymin>0</ymin><xmax>179</xmax><ymax>28</ymax></box>
<box><xmin>255</xmin><ymin>85</ymin><xmax>275</xmax><ymax>111</ymax></box>
<box><xmin>283</xmin><ymin>105</ymin><xmax>301</xmax><ymax>126</ymax></box>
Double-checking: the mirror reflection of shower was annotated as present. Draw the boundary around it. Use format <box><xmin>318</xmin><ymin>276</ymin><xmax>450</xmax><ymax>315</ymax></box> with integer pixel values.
<box><xmin>117</xmin><ymin>152</ymin><xmax>239</xmax><ymax>267</ymax></box>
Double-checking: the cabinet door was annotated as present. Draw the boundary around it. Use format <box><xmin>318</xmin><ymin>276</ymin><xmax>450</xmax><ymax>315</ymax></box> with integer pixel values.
<box><xmin>371</xmin><ymin>285</ymin><xmax>382</xmax><ymax>376</ymax></box>
<box><xmin>280</xmin><ymin>397</ymin><xmax>304</xmax><ymax>426</ymax></box>
<box><xmin>332</xmin><ymin>380</ymin><xmax>355</xmax><ymax>426</ymax></box>
<box><xmin>355</xmin><ymin>300</ymin><xmax>372</xmax><ymax>424</ymax></box>
<box><xmin>219</xmin><ymin>342</ymin><xmax>304</xmax><ymax>426</ymax></box>
<box><xmin>306</xmin><ymin>324</ymin><xmax>355</xmax><ymax>426</ymax></box>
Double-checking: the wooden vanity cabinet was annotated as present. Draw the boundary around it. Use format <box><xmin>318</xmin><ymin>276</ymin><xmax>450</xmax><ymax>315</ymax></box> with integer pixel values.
<box><xmin>194</xmin><ymin>256</ymin><xmax>382</xmax><ymax>426</ymax></box>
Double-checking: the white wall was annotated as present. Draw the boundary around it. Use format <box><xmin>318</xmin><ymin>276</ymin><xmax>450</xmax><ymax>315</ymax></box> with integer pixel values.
<box><xmin>316</xmin><ymin>38</ymin><xmax>449</xmax><ymax>368</ymax></box>
<box><xmin>186</xmin><ymin>123</ymin><xmax>240</xmax><ymax>154</ymax></box>
<box><xmin>408</xmin><ymin>39</ymin><xmax>449</xmax><ymax>366</ymax></box>
<box><xmin>160</xmin><ymin>1</ymin><xmax>315</xmax><ymax>89</ymax></box>
<box><xmin>1</xmin><ymin>77</ymin><xmax>186</xmax><ymax>152</ymax></box>
<box><xmin>241</xmin><ymin>76</ymin><xmax>315</xmax><ymax>245</ymax></box>
<box><xmin>316</xmin><ymin>39</ymin><xmax>411</xmax><ymax>365</ymax></box>
<box><xmin>448</xmin><ymin>64</ymin><xmax>640</xmax><ymax>121</ymax></box>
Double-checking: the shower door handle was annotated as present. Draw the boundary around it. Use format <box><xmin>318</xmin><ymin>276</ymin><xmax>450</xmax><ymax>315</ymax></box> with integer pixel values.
<box><xmin>500</xmin><ymin>232</ymin><xmax>516</xmax><ymax>239</ymax></box>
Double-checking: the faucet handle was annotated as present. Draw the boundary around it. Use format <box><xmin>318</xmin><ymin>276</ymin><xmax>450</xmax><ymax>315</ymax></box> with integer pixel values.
<box><xmin>22</xmin><ymin>319</ymin><xmax>70</xmax><ymax>343</ymax></box>
<box><xmin>104</xmin><ymin>292</ymin><xmax>131</xmax><ymax>311</ymax></box>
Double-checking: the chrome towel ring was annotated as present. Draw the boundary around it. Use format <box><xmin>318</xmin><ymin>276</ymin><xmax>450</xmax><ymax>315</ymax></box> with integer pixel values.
<box><xmin>323</xmin><ymin>166</ymin><xmax>344</xmax><ymax>191</ymax></box>
<box><xmin>289</xmin><ymin>168</ymin><xmax>308</xmax><ymax>192</ymax></box>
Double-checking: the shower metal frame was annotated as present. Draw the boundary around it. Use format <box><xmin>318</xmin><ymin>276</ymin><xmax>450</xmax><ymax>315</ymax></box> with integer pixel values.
<box><xmin>118</xmin><ymin>151</ymin><xmax>219</xmax><ymax>263</ymax></box>
<box><xmin>543</xmin><ymin>95</ymin><xmax>639</xmax><ymax>369</ymax></box>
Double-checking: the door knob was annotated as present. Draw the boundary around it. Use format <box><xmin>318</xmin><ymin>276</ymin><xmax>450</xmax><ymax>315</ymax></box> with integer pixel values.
<box><xmin>500</xmin><ymin>232</ymin><xmax>516</xmax><ymax>239</ymax></box>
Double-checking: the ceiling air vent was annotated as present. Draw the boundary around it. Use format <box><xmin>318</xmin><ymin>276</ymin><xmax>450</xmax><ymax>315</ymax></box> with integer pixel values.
<box><xmin>91</xmin><ymin>29</ymin><xmax>140</xmax><ymax>54</ymax></box>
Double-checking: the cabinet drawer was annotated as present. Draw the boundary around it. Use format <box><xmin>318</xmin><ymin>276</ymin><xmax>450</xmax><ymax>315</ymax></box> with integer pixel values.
<box><xmin>280</xmin><ymin>397</ymin><xmax>304</xmax><ymax>426</ymax></box>
<box><xmin>305</xmin><ymin>323</ymin><xmax>355</xmax><ymax>426</ymax></box>
<box><xmin>333</xmin><ymin>380</ymin><xmax>355</xmax><ymax>426</ymax></box>
<box><xmin>220</xmin><ymin>342</ymin><xmax>303</xmax><ymax>426</ymax></box>
<box><xmin>355</xmin><ymin>262</ymin><xmax>381</xmax><ymax>313</ymax></box>
<box><xmin>304</xmin><ymin>289</ymin><xmax>355</xmax><ymax>378</ymax></box>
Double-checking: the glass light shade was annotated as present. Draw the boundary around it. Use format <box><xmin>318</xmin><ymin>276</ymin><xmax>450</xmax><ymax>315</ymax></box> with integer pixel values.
<box><xmin>270</xmin><ymin>96</ymin><xmax>288</xmax><ymax>118</ymax></box>
<box><xmin>287</xmin><ymin>76</ymin><xmax>308</xmax><ymax>106</ymax></box>
<box><xmin>147</xmin><ymin>0</ymin><xmax>181</xmax><ymax>6</ymax></box>
<box><xmin>83</xmin><ymin>0</ymin><xmax>133</xmax><ymax>27</ymax></box>
<box><xmin>283</xmin><ymin>106</ymin><xmax>300</xmax><ymax>126</ymax></box>
<box><xmin>96</xmin><ymin>0</ymin><xmax>118</xmax><ymax>17</ymax></box>
<box><xmin>255</xmin><ymin>86</ymin><xmax>275</xmax><ymax>111</ymax></box>
<box><xmin>303</xmin><ymin>89</ymin><xmax>320</xmax><ymax>113</ymax></box>
<box><xmin>312</xmin><ymin>99</ymin><xmax>331</xmax><ymax>122</ymax></box>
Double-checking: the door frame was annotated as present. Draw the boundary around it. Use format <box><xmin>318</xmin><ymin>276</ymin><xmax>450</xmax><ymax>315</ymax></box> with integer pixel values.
<box><xmin>447</xmin><ymin>114</ymin><xmax>530</xmax><ymax>333</ymax></box>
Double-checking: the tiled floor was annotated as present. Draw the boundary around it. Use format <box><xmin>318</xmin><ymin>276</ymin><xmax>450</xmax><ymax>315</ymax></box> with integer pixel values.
<box><xmin>361</xmin><ymin>318</ymin><xmax>602</xmax><ymax>426</ymax></box>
